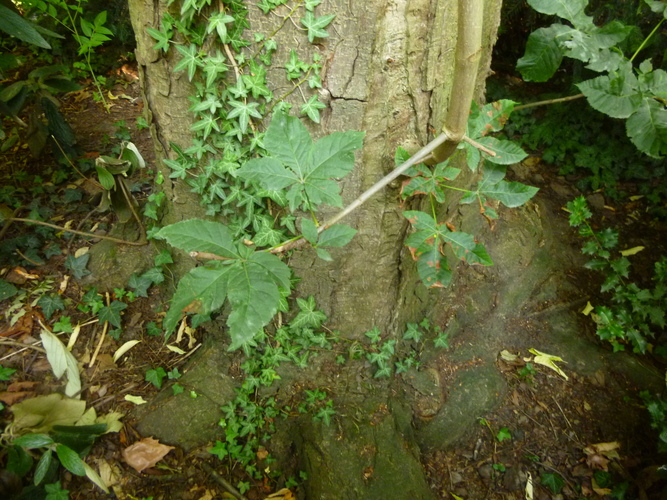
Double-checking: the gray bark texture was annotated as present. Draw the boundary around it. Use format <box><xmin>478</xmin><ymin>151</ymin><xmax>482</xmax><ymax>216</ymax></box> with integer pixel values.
<box><xmin>127</xmin><ymin>0</ymin><xmax>502</xmax><ymax>497</ymax></box>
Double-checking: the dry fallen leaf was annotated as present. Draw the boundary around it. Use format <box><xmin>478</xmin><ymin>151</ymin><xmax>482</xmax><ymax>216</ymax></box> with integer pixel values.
<box><xmin>264</xmin><ymin>488</ymin><xmax>296</xmax><ymax>500</ymax></box>
<box><xmin>122</xmin><ymin>437</ymin><xmax>174</xmax><ymax>472</ymax></box>
<box><xmin>583</xmin><ymin>441</ymin><xmax>620</xmax><ymax>471</ymax></box>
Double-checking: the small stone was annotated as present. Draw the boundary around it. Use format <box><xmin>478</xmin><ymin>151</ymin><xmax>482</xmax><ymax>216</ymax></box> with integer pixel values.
<box><xmin>586</xmin><ymin>193</ymin><xmax>605</xmax><ymax>211</ymax></box>
<box><xmin>478</xmin><ymin>463</ymin><xmax>494</xmax><ymax>483</ymax></box>
<box><xmin>450</xmin><ymin>471</ymin><xmax>463</xmax><ymax>484</ymax></box>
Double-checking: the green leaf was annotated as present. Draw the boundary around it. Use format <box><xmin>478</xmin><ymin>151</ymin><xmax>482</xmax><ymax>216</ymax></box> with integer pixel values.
<box><xmin>482</xmin><ymin>180</ymin><xmax>539</xmax><ymax>208</ymax></box>
<box><xmin>626</xmin><ymin>98</ymin><xmax>667</xmax><ymax>158</ymax></box>
<box><xmin>55</xmin><ymin>444</ymin><xmax>86</xmax><ymax>476</ymax></box>
<box><xmin>207</xmin><ymin>12</ymin><xmax>234</xmax><ymax>43</ymax></box>
<box><xmin>527</xmin><ymin>0</ymin><xmax>592</xmax><ymax>28</ymax></box>
<box><xmin>145</xmin><ymin>367</ymin><xmax>167</xmax><ymax>388</ymax></box>
<box><xmin>577</xmin><ymin>70</ymin><xmax>641</xmax><ymax>119</ymax></box>
<box><xmin>34</xmin><ymin>448</ymin><xmax>52</xmax><ymax>485</ymax></box>
<box><xmin>64</xmin><ymin>253</ymin><xmax>91</xmax><ymax>279</ymax></box>
<box><xmin>0</xmin><ymin>279</ymin><xmax>18</xmax><ymax>301</ymax></box>
<box><xmin>290</xmin><ymin>296</ymin><xmax>327</xmax><ymax>329</ymax></box>
<box><xmin>301</xmin><ymin>95</ymin><xmax>326</xmax><ymax>123</ymax></box>
<box><xmin>146</xmin><ymin>26</ymin><xmax>171</xmax><ymax>52</ymax></box>
<box><xmin>0</xmin><ymin>5</ymin><xmax>51</xmax><ymax>49</ymax></box>
<box><xmin>13</xmin><ymin>433</ymin><xmax>54</xmax><ymax>449</ymax></box>
<box><xmin>239</xmin><ymin>157</ymin><xmax>299</xmax><ymax>190</ymax></box>
<box><xmin>226</xmin><ymin>262</ymin><xmax>281</xmax><ymax>350</ymax></box>
<box><xmin>163</xmin><ymin>264</ymin><xmax>230</xmax><ymax>336</ymax></box>
<box><xmin>516</xmin><ymin>25</ymin><xmax>568</xmax><ymax>82</ymax></box>
<box><xmin>98</xmin><ymin>301</ymin><xmax>127</xmax><ymax>328</ymax></box>
<box><xmin>227</xmin><ymin>99</ymin><xmax>262</xmax><ymax>134</ymax></box>
<box><xmin>476</xmin><ymin>137</ymin><xmax>528</xmax><ymax>164</ymax></box>
<box><xmin>540</xmin><ymin>472</ymin><xmax>565</xmax><ymax>494</ymax></box>
<box><xmin>301</xmin><ymin>218</ymin><xmax>319</xmax><ymax>245</ymax></box>
<box><xmin>317</xmin><ymin>224</ymin><xmax>357</xmax><ymax>247</ymax></box>
<box><xmin>300</xmin><ymin>12</ymin><xmax>335</xmax><ymax>43</ymax></box>
<box><xmin>496</xmin><ymin>427</ymin><xmax>511</xmax><ymax>442</ymax></box>
<box><xmin>37</xmin><ymin>294</ymin><xmax>65</xmax><ymax>320</ymax></box>
<box><xmin>0</xmin><ymin>364</ymin><xmax>16</xmax><ymax>381</ymax></box>
<box><xmin>156</xmin><ymin>220</ymin><xmax>241</xmax><ymax>259</ymax></box>
<box><xmin>467</xmin><ymin>100</ymin><xmax>516</xmax><ymax>139</ymax></box>
<box><xmin>174</xmin><ymin>44</ymin><xmax>203</xmax><ymax>81</ymax></box>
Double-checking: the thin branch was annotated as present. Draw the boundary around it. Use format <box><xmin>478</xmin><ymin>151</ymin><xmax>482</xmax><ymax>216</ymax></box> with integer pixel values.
<box><xmin>462</xmin><ymin>135</ymin><xmax>496</xmax><ymax>156</ymax></box>
<box><xmin>8</xmin><ymin>218</ymin><xmax>147</xmax><ymax>246</ymax></box>
<box><xmin>513</xmin><ymin>93</ymin><xmax>584</xmax><ymax>111</ymax></box>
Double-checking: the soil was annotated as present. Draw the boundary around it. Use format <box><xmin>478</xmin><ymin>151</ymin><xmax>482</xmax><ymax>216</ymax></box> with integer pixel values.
<box><xmin>1</xmin><ymin>73</ymin><xmax>667</xmax><ymax>500</ymax></box>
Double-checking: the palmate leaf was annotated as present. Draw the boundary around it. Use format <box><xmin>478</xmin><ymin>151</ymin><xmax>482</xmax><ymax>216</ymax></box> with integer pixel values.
<box><xmin>415</xmin><ymin>244</ymin><xmax>453</xmax><ymax>288</ymax></box>
<box><xmin>226</xmin><ymin>262</ymin><xmax>281</xmax><ymax>350</ymax></box>
<box><xmin>467</xmin><ymin>100</ymin><xmax>517</xmax><ymax>138</ymax></box>
<box><xmin>155</xmin><ymin>219</ymin><xmax>241</xmax><ymax>258</ymax></box>
<box><xmin>476</xmin><ymin>137</ymin><xmax>528</xmax><ymax>165</ymax></box>
<box><xmin>163</xmin><ymin>264</ymin><xmax>230</xmax><ymax>336</ymax></box>
<box><xmin>238</xmin><ymin>111</ymin><xmax>364</xmax><ymax>211</ymax></box>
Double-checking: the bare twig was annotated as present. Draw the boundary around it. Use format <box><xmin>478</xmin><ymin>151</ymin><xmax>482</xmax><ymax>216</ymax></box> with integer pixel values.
<box><xmin>514</xmin><ymin>93</ymin><xmax>584</xmax><ymax>111</ymax></box>
<box><xmin>8</xmin><ymin>217</ymin><xmax>147</xmax><ymax>246</ymax></box>
<box><xmin>200</xmin><ymin>462</ymin><xmax>249</xmax><ymax>500</ymax></box>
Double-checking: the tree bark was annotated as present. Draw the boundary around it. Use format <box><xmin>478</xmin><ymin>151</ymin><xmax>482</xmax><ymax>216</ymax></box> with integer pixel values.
<box><xmin>127</xmin><ymin>0</ymin><xmax>502</xmax><ymax>496</ymax></box>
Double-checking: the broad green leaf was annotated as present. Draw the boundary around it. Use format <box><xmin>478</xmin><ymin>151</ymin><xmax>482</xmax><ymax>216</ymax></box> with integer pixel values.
<box><xmin>317</xmin><ymin>224</ymin><xmax>357</xmax><ymax>247</ymax></box>
<box><xmin>238</xmin><ymin>157</ymin><xmax>298</xmax><ymax>190</ymax></box>
<box><xmin>540</xmin><ymin>472</ymin><xmax>565</xmax><ymax>494</ymax></box>
<box><xmin>155</xmin><ymin>220</ymin><xmax>240</xmax><ymax>258</ymax></box>
<box><xmin>40</xmin><ymin>328</ymin><xmax>81</xmax><ymax>397</ymax></box>
<box><xmin>577</xmin><ymin>71</ymin><xmax>641</xmax><ymax>119</ymax></box>
<box><xmin>443</xmin><ymin>231</ymin><xmax>477</xmax><ymax>259</ymax></box>
<box><xmin>517</xmin><ymin>25</ymin><xmax>568</xmax><ymax>82</ymax></box>
<box><xmin>0</xmin><ymin>279</ymin><xmax>18</xmax><ymax>301</ymax></box>
<box><xmin>207</xmin><ymin>12</ymin><xmax>234</xmax><ymax>43</ymax></box>
<box><xmin>226</xmin><ymin>263</ymin><xmax>281</xmax><ymax>350</ymax></box>
<box><xmin>640</xmin><ymin>68</ymin><xmax>667</xmax><ymax>99</ymax></box>
<box><xmin>163</xmin><ymin>264</ymin><xmax>230</xmax><ymax>335</ymax></box>
<box><xmin>310</xmin><ymin>131</ymin><xmax>365</xmax><ymax>178</ymax></box>
<box><xmin>316</xmin><ymin>248</ymin><xmax>332</xmax><ymax>261</ymax></box>
<box><xmin>248</xmin><ymin>252</ymin><xmax>292</xmax><ymax>291</ymax></box>
<box><xmin>626</xmin><ymin>98</ymin><xmax>667</xmax><ymax>158</ymax></box>
<box><xmin>34</xmin><ymin>449</ymin><xmax>52</xmax><ymax>485</ymax></box>
<box><xmin>82</xmin><ymin>461</ymin><xmax>109</xmax><ymax>493</ymax></box>
<box><xmin>0</xmin><ymin>364</ymin><xmax>16</xmax><ymax>381</ymax></box>
<box><xmin>527</xmin><ymin>0</ymin><xmax>592</xmax><ymax>28</ymax></box>
<box><xmin>476</xmin><ymin>137</ymin><xmax>528</xmax><ymax>164</ymax></box>
<box><xmin>301</xmin><ymin>218</ymin><xmax>319</xmax><ymax>244</ymax></box>
<box><xmin>264</xmin><ymin>111</ymin><xmax>313</xmax><ymax>176</ymax></box>
<box><xmin>415</xmin><ymin>245</ymin><xmax>452</xmax><ymax>288</ymax></box>
<box><xmin>0</xmin><ymin>5</ymin><xmax>51</xmax><ymax>48</ymax></box>
<box><xmin>56</xmin><ymin>444</ymin><xmax>86</xmax><ymax>476</ymax></box>
<box><xmin>13</xmin><ymin>433</ymin><xmax>54</xmax><ymax>449</ymax></box>
<box><xmin>467</xmin><ymin>100</ymin><xmax>516</xmax><ymax>138</ymax></box>
<box><xmin>467</xmin><ymin>243</ymin><xmax>493</xmax><ymax>266</ymax></box>
<box><xmin>482</xmin><ymin>180</ymin><xmax>539</xmax><ymax>208</ymax></box>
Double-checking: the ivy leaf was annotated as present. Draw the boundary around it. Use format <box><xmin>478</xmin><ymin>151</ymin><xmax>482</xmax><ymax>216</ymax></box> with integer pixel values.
<box><xmin>206</xmin><ymin>12</ymin><xmax>234</xmax><ymax>43</ymax></box>
<box><xmin>174</xmin><ymin>44</ymin><xmax>203</xmax><ymax>81</ymax></box>
<box><xmin>290</xmin><ymin>296</ymin><xmax>327</xmax><ymax>329</ymax></box>
<box><xmin>516</xmin><ymin>25</ymin><xmax>568</xmax><ymax>82</ymax></box>
<box><xmin>540</xmin><ymin>472</ymin><xmax>565</xmax><ymax>494</ymax></box>
<box><xmin>156</xmin><ymin>219</ymin><xmax>241</xmax><ymax>259</ymax></box>
<box><xmin>37</xmin><ymin>294</ymin><xmax>65</xmax><ymax>320</ymax></box>
<box><xmin>227</xmin><ymin>100</ymin><xmax>262</xmax><ymax>134</ymax></box>
<box><xmin>65</xmin><ymin>253</ymin><xmax>91</xmax><ymax>279</ymax></box>
<box><xmin>626</xmin><ymin>98</ymin><xmax>667</xmax><ymax>158</ymax></box>
<box><xmin>98</xmin><ymin>300</ymin><xmax>127</xmax><ymax>328</ymax></box>
<box><xmin>146</xmin><ymin>26</ymin><xmax>171</xmax><ymax>53</ymax></box>
<box><xmin>0</xmin><ymin>279</ymin><xmax>18</xmax><ymax>301</ymax></box>
<box><xmin>163</xmin><ymin>264</ymin><xmax>230</xmax><ymax>336</ymax></box>
<box><xmin>305</xmin><ymin>0</ymin><xmax>322</xmax><ymax>11</ymax></box>
<box><xmin>300</xmin><ymin>12</ymin><xmax>335</xmax><ymax>43</ymax></box>
<box><xmin>301</xmin><ymin>95</ymin><xmax>326</xmax><ymax>123</ymax></box>
<box><xmin>145</xmin><ymin>367</ymin><xmax>167</xmax><ymax>388</ymax></box>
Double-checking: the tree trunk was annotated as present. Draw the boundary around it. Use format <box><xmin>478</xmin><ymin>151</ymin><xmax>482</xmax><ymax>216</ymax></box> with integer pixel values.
<box><xmin>127</xmin><ymin>0</ymin><xmax>502</xmax><ymax>497</ymax></box>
